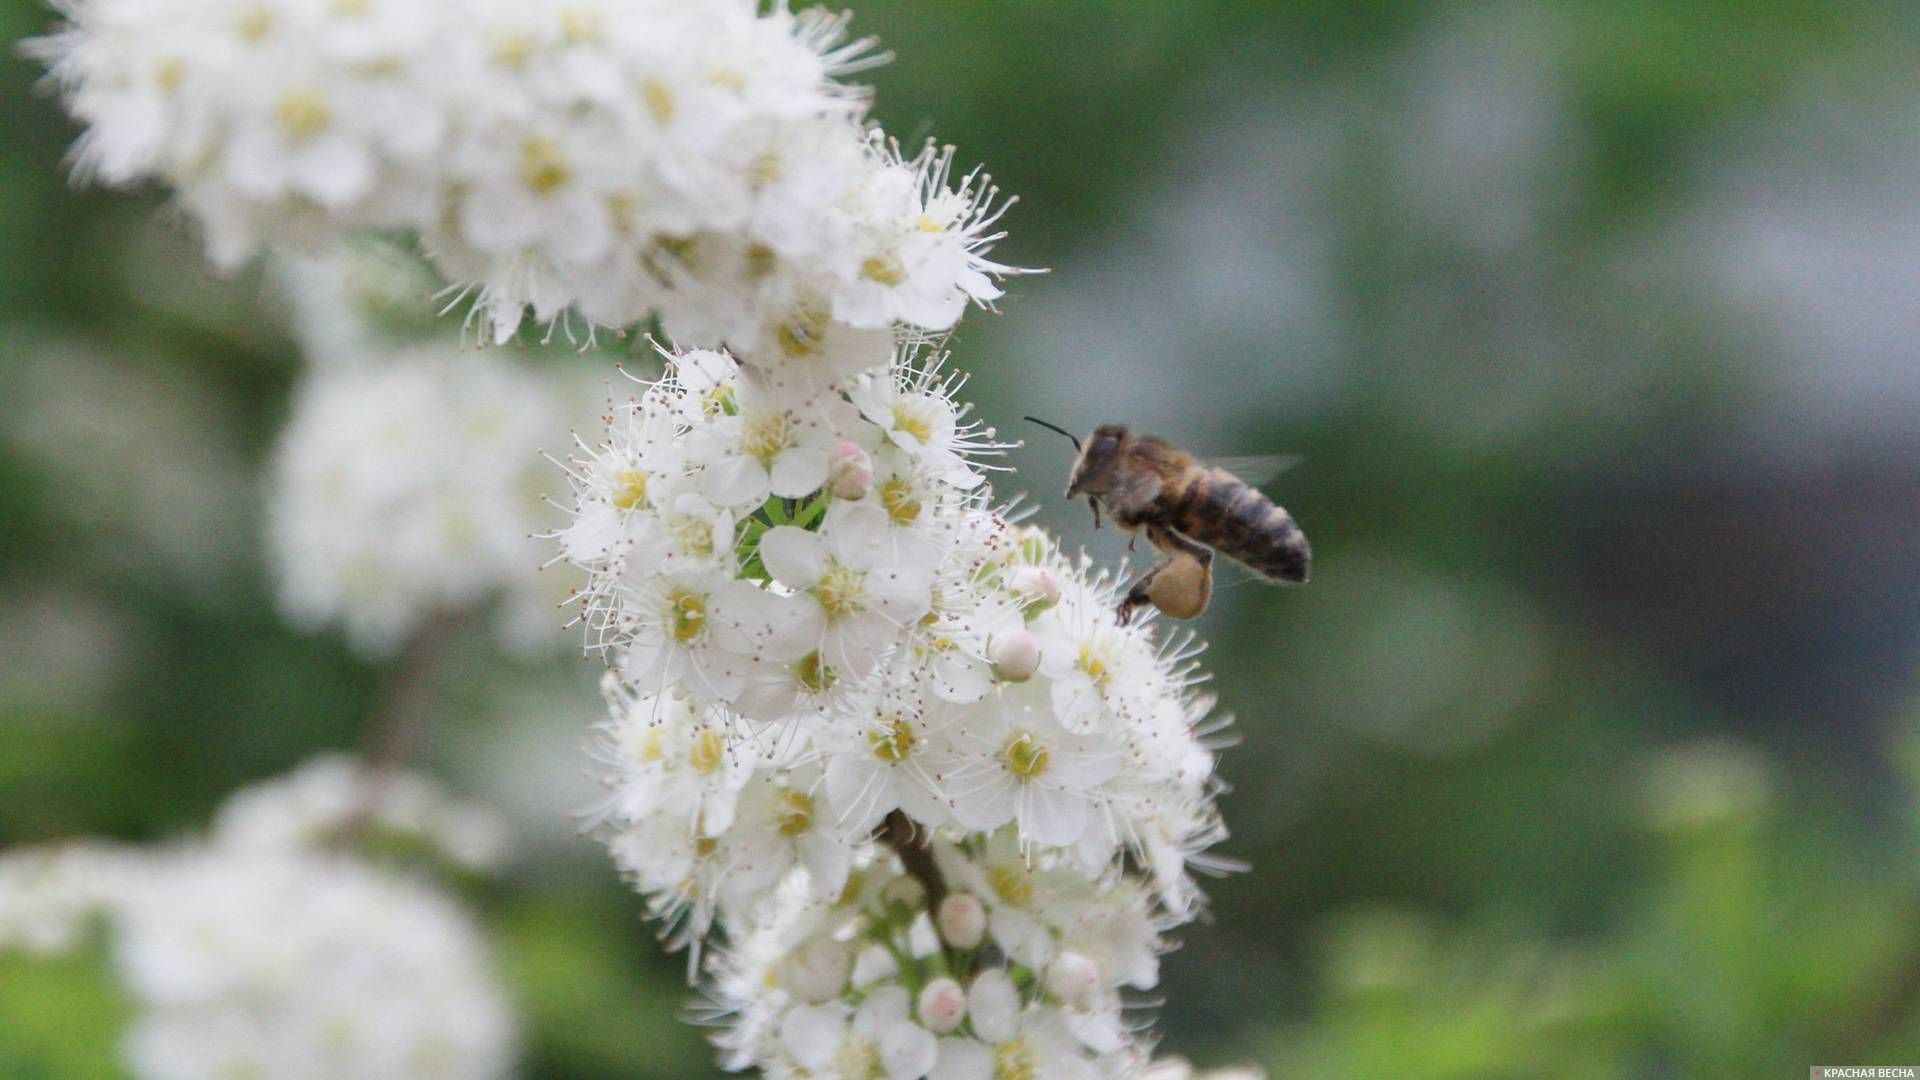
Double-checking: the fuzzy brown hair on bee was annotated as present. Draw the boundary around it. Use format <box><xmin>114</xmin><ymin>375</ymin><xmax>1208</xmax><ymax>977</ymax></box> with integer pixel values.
<box><xmin>1025</xmin><ymin>418</ymin><xmax>1311</xmax><ymax>624</ymax></box>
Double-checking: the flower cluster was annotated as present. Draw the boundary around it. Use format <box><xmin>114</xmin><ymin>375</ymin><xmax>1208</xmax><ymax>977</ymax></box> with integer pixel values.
<box><xmin>37</xmin><ymin>1</ymin><xmax>1252</xmax><ymax>1075</ymax></box>
<box><xmin>34</xmin><ymin>0</ymin><xmax>1014</xmax><ymax>347</ymax></box>
<box><xmin>0</xmin><ymin>759</ymin><xmax>517</xmax><ymax>1080</ymax></box>
<box><xmin>564</xmin><ymin>342</ymin><xmax>1235</xmax><ymax>1076</ymax></box>
<box><xmin>267</xmin><ymin>330</ymin><xmax>592</xmax><ymax>657</ymax></box>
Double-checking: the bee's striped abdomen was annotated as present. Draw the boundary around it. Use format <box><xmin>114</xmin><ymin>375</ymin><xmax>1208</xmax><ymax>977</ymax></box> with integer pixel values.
<box><xmin>1174</xmin><ymin>467</ymin><xmax>1311</xmax><ymax>583</ymax></box>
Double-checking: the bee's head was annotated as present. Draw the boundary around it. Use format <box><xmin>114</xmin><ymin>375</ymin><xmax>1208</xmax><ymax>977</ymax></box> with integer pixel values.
<box><xmin>1066</xmin><ymin>424</ymin><xmax>1128</xmax><ymax>499</ymax></box>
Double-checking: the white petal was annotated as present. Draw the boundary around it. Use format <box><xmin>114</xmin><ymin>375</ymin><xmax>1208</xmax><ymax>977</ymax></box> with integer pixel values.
<box><xmin>701</xmin><ymin>453</ymin><xmax>771</xmax><ymax>508</ymax></box>
<box><xmin>930</xmin><ymin>1038</ymin><xmax>993</xmax><ymax>1080</ymax></box>
<box><xmin>859</xmin><ymin>986</ymin><xmax>912</xmax><ymax>1028</ymax></box>
<box><xmin>965</xmin><ymin>970</ymin><xmax>1020</xmax><ymax>1044</ymax></box>
<box><xmin>1020</xmin><ymin>783</ymin><xmax>1088</xmax><ymax>848</ymax></box>
<box><xmin>780</xmin><ymin>1005</ymin><xmax>847</xmax><ymax>1069</ymax></box>
<box><xmin>881</xmin><ymin>1022</ymin><xmax>939</xmax><ymax>1080</ymax></box>
<box><xmin>769</xmin><ymin>446</ymin><xmax>830</xmax><ymax>498</ymax></box>
<box><xmin>758</xmin><ymin>526</ymin><xmax>828</xmax><ymax>589</ymax></box>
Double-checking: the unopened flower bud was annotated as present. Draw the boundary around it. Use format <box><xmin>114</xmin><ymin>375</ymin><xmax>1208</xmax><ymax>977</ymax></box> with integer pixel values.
<box><xmin>779</xmin><ymin>938</ymin><xmax>853</xmax><ymax>1003</ymax></box>
<box><xmin>988</xmin><ymin>629</ymin><xmax>1041</xmax><ymax>683</ymax></box>
<box><xmin>828</xmin><ymin>440</ymin><xmax>873</xmax><ymax>500</ymax></box>
<box><xmin>881</xmin><ymin>874</ymin><xmax>926</xmax><ymax>911</ymax></box>
<box><xmin>1008</xmin><ymin>565</ymin><xmax>1061</xmax><ymax>612</ymax></box>
<box><xmin>1044</xmin><ymin>951</ymin><xmax>1100</xmax><ymax>1008</ymax></box>
<box><xmin>936</xmin><ymin>892</ymin><xmax>986</xmax><ymax>949</ymax></box>
<box><xmin>918</xmin><ymin>977</ymin><xmax>967</xmax><ymax>1034</ymax></box>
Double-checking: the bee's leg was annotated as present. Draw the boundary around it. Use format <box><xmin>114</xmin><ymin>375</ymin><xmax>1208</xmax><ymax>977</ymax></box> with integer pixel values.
<box><xmin>1089</xmin><ymin>500</ymin><xmax>1103</xmax><ymax>530</ymax></box>
<box><xmin>1145</xmin><ymin>524</ymin><xmax>1213</xmax><ymax>566</ymax></box>
<box><xmin>1117</xmin><ymin>560</ymin><xmax>1167</xmax><ymax>625</ymax></box>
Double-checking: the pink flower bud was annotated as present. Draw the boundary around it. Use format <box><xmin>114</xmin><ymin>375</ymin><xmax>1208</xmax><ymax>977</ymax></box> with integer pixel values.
<box><xmin>918</xmin><ymin>977</ymin><xmax>968</xmax><ymax>1034</ymax></box>
<box><xmin>1008</xmin><ymin>565</ymin><xmax>1061</xmax><ymax>611</ymax></box>
<box><xmin>988</xmin><ymin>629</ymin><xmax>1041</xmax><ymax>683</ymax></box>
<box><xmin>937</xmin><ymin>892</ymin><xmax>986</xmax><ymax>949</ymax></box>
<box><xmin>828</xmin><ymin>440</ymin><xmax>873</xmax><ymax>500</ymax></box>
<box><xmin>1044</xmin><ymin>951</ymin><xmax>1100</xmax><ymax>1008</ymax></box>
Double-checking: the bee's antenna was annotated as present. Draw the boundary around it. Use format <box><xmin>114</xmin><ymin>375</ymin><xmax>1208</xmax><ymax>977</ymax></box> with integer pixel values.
<box><xmin>1023</xmin><ymin>416</ymin><xmax>1081</xmax><ymax>452</ymax></box>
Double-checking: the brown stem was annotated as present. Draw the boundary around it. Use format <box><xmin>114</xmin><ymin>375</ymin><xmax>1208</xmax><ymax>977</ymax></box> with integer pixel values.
<box><xmin>362</xmin><ymin>613</ymin><xmax>463</xmax><ymax>772</ymax></box>
<box><xmin>878</xmin><ymin>809</ymin><xmax>946</xmax><ymax>910</ymax></box>
<box><xmin>343</xmin><ymin>614</ymin><xmax>464</xmax><ymax>841</ymax></box>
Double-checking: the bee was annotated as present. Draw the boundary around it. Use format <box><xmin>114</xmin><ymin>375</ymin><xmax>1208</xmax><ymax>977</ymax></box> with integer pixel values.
<box><xmin>1026</xmin><ymin>418</ymin><xmax>1310</xmax><ymax>624</ymax></box>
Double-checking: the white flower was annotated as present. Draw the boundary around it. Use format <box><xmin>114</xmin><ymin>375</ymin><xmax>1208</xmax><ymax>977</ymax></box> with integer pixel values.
<box><xmin>267</xmin><ymin>343</ymin><xmax>585</xmax><ymax>658</ymax></box>
<box><xmin>594</xmin><ymin>679</ymin><xmax>757</xmax><ymax>836</ymax></box>
<box><xmin>760</xmin><ymin>508</ymin><xmax>934</xmax><ymax>680</ymax></box>
<box><xmin>847</xmin><ymin>361</ymin><xmax>985</xmax><ymax>490</ymax></box>
<box><xmin>1032</xmin><ymin>585</ymin><xmax>1164</xmax><ymax>736</ymax></box>
<box><xmin>935</xmin><ymin>683</ymin><xmax>1123</xmax><ymax>849</ymax></box>
<box><xmin>115</xmin><ymin>848</ymin><xmax>517</xmax><ymax>1080</ymax></box>
<box><xmin>930</xmin><ymin>972</ymin><xmax>1096</xmax><ymax>1080</ymax></box>
<box><xmin>693</xmin><ymin>375</ymin><xmax>844</xmax><ymax>508</ymax></box>
<box><xmin>818</xmin><ymin>681</ymin><xmax>952</xmax><ymax>834</ymax></box>
<box><xmin>211</xmin><ymin>754</ymin><xmax>508</xmax><ymax>871</ymax></box>
<box><xmin>1</xmin><ymin>759</ymin><xmax>519</xmax><ymax>1080</ymax></box>
<box><xmin>834</xmin><ymin>142</ymin><xmax>1019</xmax><ymax>332</ymax></box>
<box><xmin>781</xmin><ymin>986</ymin><xmax>938</xmax><ymax>1080</ymax></box>
<box><xmin>617</xmin><ymin>567</ymin><xmax>775</xmax><ymax>704</ymax></box>
<box><xmin>724</xmin><ymin>766</ymin><xmax>855</xmax><ymax>903</ymax></box>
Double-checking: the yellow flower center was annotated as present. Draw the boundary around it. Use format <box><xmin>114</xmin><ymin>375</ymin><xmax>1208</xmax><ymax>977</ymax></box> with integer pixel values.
<box><xmin>993</xmin><ymin>1040</ymin><xmax>1038</xmax><ymax>1080</ymax></box>
<box><xmin>1076</xmin><ymin>643</ymin><xmax>1110</xmax><ymax>687</ymax></box>
<box><xmin>611</xmin><ymin>470</ymin><xmax>648</xmax><ymax>510</ymax></box>
<box><xmin>1003</xmin><ymin>732</ymin><xmax>1050</xmax><ymax>781</ymax></box>
<box><xmin>236</xmin><ymin>5</ymin><xmax>273</xmax><ymax>41</ymax></box>
<box><xmin>668</xmin><ymin>514</ymin><xmax>715</xmax><ymax>558</ymax></box>
<box><xmin>815</xmin><ymin>564</ymin><xmax>868</xmax><ymax>619</ymax></box>
<box><xmin>860</xmin><ymin>255</ymin><xmax>907</xmax><ymax>286</ymax></box>
<box><xmin>832</xmin><ymin>1038</ymin><xmax>884</xmax><ymax>1080</ymax></box>
<box><xmin>868</xmin><ymin>717</ymin><xmax>917</xmax><ymax>763</ymax></box>
<box><xmin>748</xmin><ymin>150</ymin><xmax>783</xmax><ymax>187</ymax></box>
<box><xmin>776</xmin><ymin>306</ymin><xmax>831</xmax><ymax>358</ymax></box>
<box><xmin>879</xmin><ymin>477</ymin><xmax>922</xmax><ymax>525</ymax></box>
<box><xmin>489</xmin><ymin>29</ymin><xmax>535</xmax><ymax>68</ymax></box>
<box><xmin>559</xmin><ymin>5</ymin><xmax>602</xmax><ymax>43</ymax></box>
<box><xmin>273</xmin><ymin>89</ymin><xmax>331</xmax><ymax>140</ymax></box>
<box><xmin>694</xmin><ymin>836</ymin><xmax>719</xmax><ymax>858</ymax></box>
<box><xmin>331</xmin><ymin>0</ymin><xmax>370</xmax><ymax>15</ymax></box>
<box><xmin>795</xmin><ymin>651</ymin><xmax>835</xmax><ymax>693</ymax></box>
<box><xmin>154</xmin><ymin>59</ymin><xmax>186</xmax><ymax>93</ymax></box>
<box><xmin>519</xmin><ymin>137</ymin><xmax>571</xmax><ymax>195</ymax></box>
<box><xmin>668</xmin><ymin>589</ymin><xmax>706</xmax><ymax>644</ymax></box>
<box><xmin>915</xmin><ymin>213</ymin><xmax>947</xmax><ymax>234</ymax></box>
<box><xmin>688</xmin><ymin>728</ymin><xmax>726</xmax><ymax>775</ymax></box>
<box><xmin>640</xmin><ymin>78</ymin><xmax>675</xmax><ymax>123</ymax></box>
<box><xmin>775</xmin><ymin>790</ymin><xmax>814</xmax><ymax>837</ymax></box>
<box><xmin>739</xmin><ymin>410</ymin><xmax>792</xmax><ymax>464</ymax></box>
<box><xmin>745</xmin><ymin>244</ymin><xmax>779</xmax><ymax>281</ymax></box>
<box><xmin>988</xmin><ymin>865</ymin><xmax>1032</xmax><ymax>906</ymax></box>
<box><xmin>632</xmin><ymin>727</ymin><xmax>665</xmax><ymax>764</ymax></box>
<box><xmin>890</xmin><ymin>402</ymin><xmax>934</xmax><ymax>445</ymax></box>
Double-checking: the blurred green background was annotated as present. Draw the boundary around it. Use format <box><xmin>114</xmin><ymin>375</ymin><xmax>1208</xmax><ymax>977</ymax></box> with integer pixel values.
<box><xmin>7</xmin><ymin>1</ymin><xmax>1920</xmax><ymax>1076</ymax></box>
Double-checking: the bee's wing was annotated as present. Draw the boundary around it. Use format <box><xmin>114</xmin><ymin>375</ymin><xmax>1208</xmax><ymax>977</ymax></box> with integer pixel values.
<box><xmin>1206</xmin><ymin>454</ymin><xmax>1304</xmax><ymax>486</ymax></box>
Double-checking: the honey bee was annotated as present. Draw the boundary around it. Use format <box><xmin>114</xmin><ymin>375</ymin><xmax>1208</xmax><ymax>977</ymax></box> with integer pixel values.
<box><xmin>1026</xmin><ymin>419</ymin><xmax>1311</xmax><ymax>624</ymax></box>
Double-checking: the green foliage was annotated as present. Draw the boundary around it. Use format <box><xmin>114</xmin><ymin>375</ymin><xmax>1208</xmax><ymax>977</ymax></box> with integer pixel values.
<box><xmin>0</xmin><ymin>945</ymin><xmax>132</xmax><ymax>1080</ymax></box>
